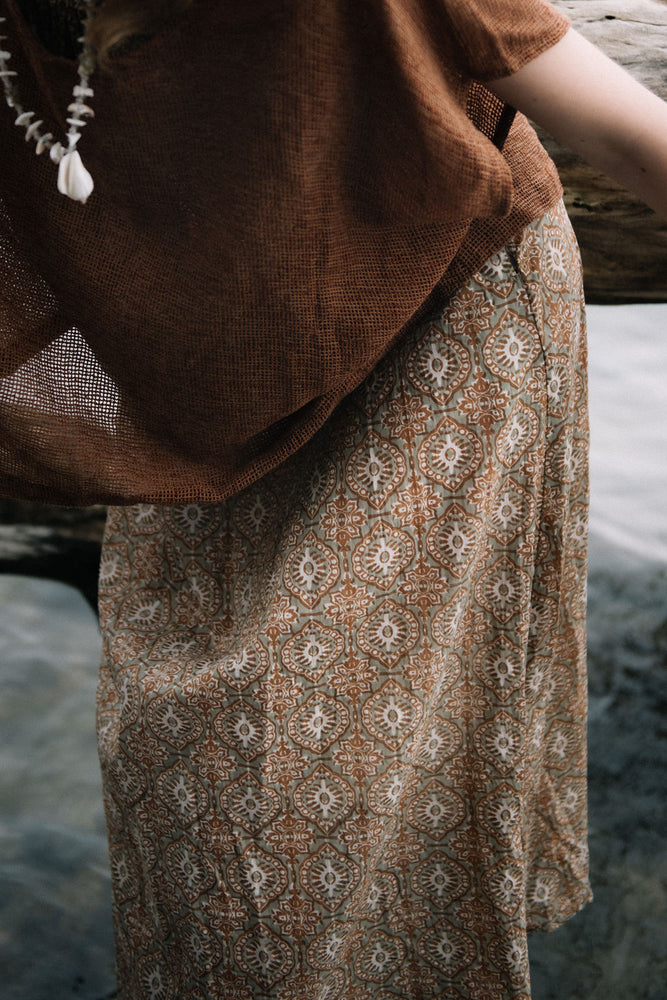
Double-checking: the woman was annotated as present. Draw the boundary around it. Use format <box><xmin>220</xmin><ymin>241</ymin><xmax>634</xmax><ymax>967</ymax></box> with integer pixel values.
<box><xmin>1</xmin><ymin>1</ymin><xmax>666</xmax><ymax>997</ymax></box>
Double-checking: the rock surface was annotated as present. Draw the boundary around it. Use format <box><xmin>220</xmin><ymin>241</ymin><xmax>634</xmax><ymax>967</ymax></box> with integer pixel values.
<box><xmin>0</xmin><ymin>501</ymin><xmax>105</xmax><ymax>609</ymax></box>
<box><xmin>528</xmin><ymin>536</ymin><xmax>667</xmax><ymax>1000</ymax></box>
<box><xmin>547</xmin><ymin>0</ymin><xmax>667</xmax><ymax>302</ymax></box>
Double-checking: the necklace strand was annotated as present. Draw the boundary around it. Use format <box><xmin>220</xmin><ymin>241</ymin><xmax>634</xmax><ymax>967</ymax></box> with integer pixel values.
<box><xmin>0</xmin><ymin>2</ymin><xmax>96</xmax><ymax>202</ymax></box>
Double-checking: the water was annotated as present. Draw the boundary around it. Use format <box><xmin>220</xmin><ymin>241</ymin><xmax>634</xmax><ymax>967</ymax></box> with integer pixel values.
<box><xmin>587</xmin><ymin>304</ymin><xmax>667</xmax><ymax>562</ymax></box>
<box><xmin>0</xmin><ymin>305</ymin><xmax>665</xmax><ymax>999</ymax></box>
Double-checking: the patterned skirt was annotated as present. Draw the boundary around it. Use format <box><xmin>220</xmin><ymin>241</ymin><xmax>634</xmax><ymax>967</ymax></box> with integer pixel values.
<box><xmin>97</xmin><ymin>198</ymin><xmax>591</xmax><ymax>1000</ymax></box>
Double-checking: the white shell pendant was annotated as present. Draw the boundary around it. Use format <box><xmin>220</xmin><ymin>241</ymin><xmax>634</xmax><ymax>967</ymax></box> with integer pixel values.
<box><xmin>57</xmin><ymin>148</ymin><xmax>94</xmax><ymax>203</ymax></box>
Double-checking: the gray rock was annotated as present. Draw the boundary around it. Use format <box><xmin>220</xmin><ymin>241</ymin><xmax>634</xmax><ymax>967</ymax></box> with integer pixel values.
<box><xmin>529</xmin><ymin>536</ymin><xmax>667</xmax><ymax>1000</ymax></box>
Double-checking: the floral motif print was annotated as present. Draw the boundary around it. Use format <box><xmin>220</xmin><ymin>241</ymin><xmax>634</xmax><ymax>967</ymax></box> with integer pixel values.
<box><xmin>97</xmin><ymin>200</ymin><xmax>590</xmax><ymax>999</ymax></box>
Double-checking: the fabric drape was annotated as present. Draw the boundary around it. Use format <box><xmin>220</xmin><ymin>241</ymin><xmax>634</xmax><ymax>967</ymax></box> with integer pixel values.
<box><xmin>0</xmin><ymin>0</ymin><xmax>569</xmax><ymax>504</ymax></box>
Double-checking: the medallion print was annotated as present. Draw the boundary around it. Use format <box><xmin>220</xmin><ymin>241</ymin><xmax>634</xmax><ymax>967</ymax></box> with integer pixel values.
<box><xmin>124</xmin><ymin>503</ymin><xmax>164</xmax><ymax>535</ymax></box>
<box><xmin>406</xmin><ymin>326</ymin><xmax>472</xmax><ymax>402</ymax></box>
<box><xmin>482</xmin><ymin>310</ymin><xmax>541</xmax><ymax>387</ymax></box>
<box><xmin>220</xmin><ymin>773</ymin><xmax>282</xmax><ymax>834</ymax></box>
<box><xmin>231</xmin><ymin>485</ymin><xmax>281</xmax><ymax>544</ymax></box>
<box><xmin>473</xmin><ymin>635</ymin><xmax>525</xmax><ymax>700</ymax></box>
<box><xmin>155</xmin><ymin>761</ymin><xmax>209</xmax><ymax>825</ymax></box>
<box><xmin>137</xmin><ymin>955</ymin><xmax>175</xmax><ymax>1000</ymax></box>
<box><xmin>346</xmin><ymin>430</ymin><xmax>406</xmax><ymax>507</ymax></box>
<box><xmin>293</xmin><ymin>763</ymin><xmax>355</xmax><ymax>833</ymax></box>
<box><xmin>164</xmin><ymin>836</ymin><xmax>217</xmax><ymax>903</ymax></box>
<box><xmin>417</xmin><ymin>416</ymin><xmax>483</xmax><ymax>490</ymax></box>
<box><xmin>358</xmin><ymin>361</ymin><xmax>397</xmax><ymax>419</ymax></box>
<box><xmin>306</xmin><ymin>920</ymin><xmax>355</xmax><ymax>970</ymax></box>
<box><xmin>487</xmin><ymin>931</ymin><xmax>530</xmax><ymax>987</ymax></box>
<box><xmin>175</xmin><ymin>913</ymin><xmax>223</xmax><ymax>974</ymax></box>
<box><xmin>406</xmin><ymin>780</ymin><xmax>467</xmax><ymax>840</ymax></box>
<box><xmin>361</xmin><ymin>678</ymin><xmax>423</xmax><ymax>750</ymax></box>
<box><xmin>107</xmin><ymin>750</ymin><xmax>146</xmax><ymax>804</ymax></box>
<box><xmin>280</xmin><ymin>621</ymin><xmax>345</xmax><ymax>681</ymax></box>
<box><xmin>299</xmin><ymin>457</ymin><xmax>337</xmax><ymax>520</ymax></box>
<box><xmin>475</xmin><ymin>782</ymin><xmax>524</xmax><ymax>848</ymax></box>
<box><xmin>475</xmin><ymin>556</ymin><xmax>531</xmax><ymax>625</ymax></box>
<box><xmin>411</xmin><ymin>715</ymin><xmax>463</xmax><ymax>773</ymax></box>
<box><xmin>283</xmin><ymin>531</ymin><xmax>340</xmax><ymax>608</ymax></box>
<box><xmin>118</xmin><ymin>587</ymin><xmax>172</xmax><ymax>632</ymax></box>
<box><xmin>367</xmin><ymin>760</ymin><xmax>419</xmax><ymax>816</ymax></box>
<box><xmin>541</xmin><ymin>225</ymin><xmax>573</xmax><ymax>293</ymax></box>
<box><xmin>234</xmin><ymin>923</ymin><xmax>295</xmax><ymax>988</ymax></box>
<box><xmin>410</xmin><ymin>851</ymin><xmax>471</xmax><ymax>908</ymax></box>
<box><xmin>432</xmin><ymin>592</ymin><xmax>468</xmax><ymax>644</ymax></box>
<box><xmin>147</xmin><ymin>631</ymin><xmax>208</xmax><ymax>663</ymax></box>
<box><xmin>545</xmin><ymin>427</ymin><xmax>587</xmax><ymax>485</ymax></box>
<box><xmin>299</xmin><ymin>844</ymin><xmax>362</xmax><ymax>911</ymax></box>
<box><xmin>145</xmin><ymin>693</ymin><xmax>204</xmax><ymax>750</ymax></box>
<box><xmin>97</xmin><ymin>202</ymin><xmax>590</xmax><ymax>998</ymax></box>
<box><xmin>356</xmin><ymin>599</ymin><xmax>420</xmax><ymax>669</ymax></box>
<box><xmin>351</xmin><ymin>520</ymin><xmax>416</xmax><ymax>590</ymax></box>
<box><xmin>535</xmin><ymin>660</ymin><xmax>574</xmax><ymax>710</ymax></box>
<box><xmin>448</xmin><ymin>285</ymin><xmax>495</xmax><ymax>337</ymax></box>
<box><xmin>227</xmin><ymin>844</ymin><xmax>289</xmax><ymax>911</ymax></box>
<box><xmin>545</xmin><ymin>355</ymin><xmax>572</xmax><ymax>417</ymax></box>
<box><xmin>213</xmin><ymin>702</ymin><xmax>276</xmax><ymax>762</ymax></box>
<box><xmin>544</xmin><ymin>719</ymin><xmax>583</xmax><ymax>771</ymax></box>
<box><xmin>526</xmin><ymin>869</ymin><xmax>563</xmax><ymax>913</ymax></box>
<box><xmin>478</xmin><ymin>248</ymin><xmax>520</xmax><ymax>299</ymax></box>
<box><xmin>563</xmin><ymin>501</ymin><xmax>588</xmax><ymax>558</ymax></box>
<box><xmin>417</xmin><ymin>919</ymin><xmax>477</xmax><ymax>977</ymax></box>
<box><xmin>353</xmin><ymin>929</ymin><xmax>406</xmax><ymax>983</ymax></box>
<box><xmin>356</xmin><ymin>871</ymin><xmax>400</xmax><ymax>920</ymax></box>
<box><xmin>473</xmin><ymin>712</ymin><xmax>526</xmax><ymax>776</ymax></box>
<box><xmin>426</xmin><ymin>502</ymin><xmax>481</xmax><ymax>578</ymax></box>
<box><xmin>482</xmin><ymin>858</ymin><xmax>526</xmax><ymax>917</ymax></box>
<box><xmin>99</xmin><ymin>541</ymin><xmax>132</xmax><ymax>594</ymax></box>
<box><xmin>165</xmin><ymin>504</ymin><xmax>222</xmax><ymax>549</ymax></box>
<box><xmin>173</xmin><ymin>562</ymin><xmax>222</xmax><ymax>624</ymax></box>
<box><xmin>489</xmin><ymin>478</ymin><xmax>536</xmax><ymax>545</ymax></box>
<box><xmin>287</xmin><ymin>692</ymin><xmax>351</xmax><ymax>753</ymax></box>
<box><xmin>495</xmin><ymin>399</ymin><xmax>541</xmax><ymax>468</ymax></box>
<box><xmin>109</xmin><ymin>843</ymin><xmax>141</xmax><ymax>902</ymax></box>
<box><xmin>216</xmin><ymin>641</ymin><xmax>271</xmax><ymax>691</ymax></box>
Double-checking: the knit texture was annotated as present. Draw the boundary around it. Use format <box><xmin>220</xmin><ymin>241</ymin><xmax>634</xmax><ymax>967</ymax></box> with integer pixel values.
<box><xmin>0</xmin><ymin>0</ymin><xmax>569</xmax><ymax>504</ymax></box>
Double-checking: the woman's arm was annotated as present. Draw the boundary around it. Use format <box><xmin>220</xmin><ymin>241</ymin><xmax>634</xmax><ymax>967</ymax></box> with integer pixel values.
<box><xmin>486</xmin><ymin>27</ymin><xmax>667</xmax><ymax>220</ymax></box>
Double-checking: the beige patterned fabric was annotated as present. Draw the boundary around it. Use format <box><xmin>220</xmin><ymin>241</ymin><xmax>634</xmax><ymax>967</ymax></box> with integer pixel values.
<box><xmin>97</xmin><ymin>198</ymin><xmax>591</xmax><ymax>1000</ymax></box>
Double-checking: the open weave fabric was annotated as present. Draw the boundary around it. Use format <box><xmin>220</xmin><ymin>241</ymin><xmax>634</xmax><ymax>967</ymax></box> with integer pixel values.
<box><xmin>0</xmin><ymin>0</ymin><xmax>569</xmax><ymax>504</ymax></box>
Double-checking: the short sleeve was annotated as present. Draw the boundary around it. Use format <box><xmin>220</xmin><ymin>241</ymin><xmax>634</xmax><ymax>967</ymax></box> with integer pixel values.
<box><xmin>435</xmin><ymin>0</ymin><xmax>571</xmax><ymax>81</ymax></box>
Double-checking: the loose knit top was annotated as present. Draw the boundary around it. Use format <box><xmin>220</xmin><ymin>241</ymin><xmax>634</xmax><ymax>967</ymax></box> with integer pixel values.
<box><xmin>0</xmin><ymin>0</ymin><xmax>569</xmax><ymax>505</ymax></box>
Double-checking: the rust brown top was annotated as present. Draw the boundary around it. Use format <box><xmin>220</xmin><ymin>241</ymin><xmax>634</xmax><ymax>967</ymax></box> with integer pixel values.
<box><xmin>0</xmin><ymin>0</ymin><xmax>569</xmax><ymax>504</ymax></box>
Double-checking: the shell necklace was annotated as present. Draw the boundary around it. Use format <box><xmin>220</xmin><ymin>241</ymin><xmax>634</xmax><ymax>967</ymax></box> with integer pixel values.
<box><xmin>0</xmin><ymin>1</ymin><xmax>95</xmax><ymax>203</ymax></box>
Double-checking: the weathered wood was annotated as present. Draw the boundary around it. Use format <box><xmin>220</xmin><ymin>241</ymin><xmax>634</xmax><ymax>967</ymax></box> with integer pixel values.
<box><xmin>546</xmin><ymin>0</ymin><xmax>667</xmax><ymax>302</ymax></box>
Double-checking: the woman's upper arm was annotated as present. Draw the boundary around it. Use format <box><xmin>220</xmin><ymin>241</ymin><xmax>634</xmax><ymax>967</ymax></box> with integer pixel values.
<box><xmin>485</xmin><ymin>27</ymin><xmax>667</xmax><ymax>217</ymax></box>
<box><xmin>485</xmin><ymin>28</ymin><xmax>633</xmax><ymax>148</ymax></box>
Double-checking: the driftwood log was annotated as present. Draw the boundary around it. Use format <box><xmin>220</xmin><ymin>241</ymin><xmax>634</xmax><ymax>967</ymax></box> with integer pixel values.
<box><xmin>548</xmin><ymin>0</ymin><xmax>667</xmax><ymax>302</ymax></box>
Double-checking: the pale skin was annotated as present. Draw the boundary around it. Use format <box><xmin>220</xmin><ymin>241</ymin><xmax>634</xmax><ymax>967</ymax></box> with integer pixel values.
<box><xmin>487</xmin><ymin>27</ymin><xmax>667</xmax><ymax>221</ymax></box>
